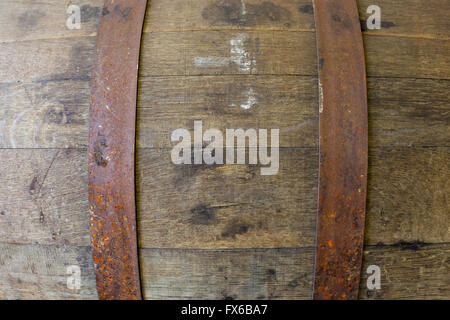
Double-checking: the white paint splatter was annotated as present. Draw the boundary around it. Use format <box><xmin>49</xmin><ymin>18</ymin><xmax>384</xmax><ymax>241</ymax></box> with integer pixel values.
<box><xmin>318</xmin><ymin>80</ymin><xmax>324</xmax><ymax>113</ymax></box>
<box><xmin>240</xmin><ymin>0</ymin><xmax>247</xmax><ymax>15</ymax></box>
<box><xmin>230</xmin><ymin>33</ymin><xmax>256</xmax><ymax>73</ymax></box>
<box><xmin>194</xmin><ymin>56</ymin><xmax>230</xmax><ymax>68</ymax></box>
<box><xmin>194</xmin><ymin>33</ymin><xmax>256</xmax><ymax>73</ymax></box>
<box><xmin>240</xmin><ymin>88</ymin><xmax>257</xmax><ymax>110</ymax></box>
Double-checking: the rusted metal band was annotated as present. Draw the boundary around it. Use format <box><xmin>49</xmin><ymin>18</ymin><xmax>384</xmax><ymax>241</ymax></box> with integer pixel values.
<box><xmin>88</xmin><ymin>0</ymin><xmax>148</xmax><ymax>300</ymax></box>
<box><xmin>313</xmin><ymin>0</ymin><xmax>368</xmax><ymax>300</ymax></box>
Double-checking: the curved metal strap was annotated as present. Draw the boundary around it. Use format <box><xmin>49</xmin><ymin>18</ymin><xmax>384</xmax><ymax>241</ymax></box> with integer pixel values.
<box><xmin>88</xmin><ymin>0</ymin><xmax>148</xmax><ymax>300</ymax></box>
<box><xmin>313</xmin><ymin>0</ymin><xmax>368</xmax><ymax>300</ymax></box>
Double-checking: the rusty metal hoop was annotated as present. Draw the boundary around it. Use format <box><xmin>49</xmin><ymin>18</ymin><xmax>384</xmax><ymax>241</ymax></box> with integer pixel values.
<box><xmin>88</xmin><ymin>0</ymin><xmax>368</xmax><ymax>300</ymax></box>
<box><xmin>312</xmin><ymin>0</ymin><xmax>368</xmax><ymax>300</ymax></box>
<box><xmin>88</xmin><ymin>0</ymin><xmax>148</xmax><ymax>300</ymax></box>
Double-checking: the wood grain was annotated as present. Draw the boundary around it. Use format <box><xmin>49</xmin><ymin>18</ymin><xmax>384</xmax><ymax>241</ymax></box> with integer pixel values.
<box><xmin>1</xmin><ymin>242</ymin><xmax>448</xmax><ymax>300</ymax></box>
<box><xmin>0</xmin><ymin>0</ymin><xmax>102</xmax><ymax>43</ymax></box>
<box><xmin>1</xmin><ymin>28</ymin><xmax>449</xmax><ymax>84</ymax></box>
<box><xmin>0</xmin><ymin>242</ymin><xmax>97</xmax><ymax>300</ymax></box>
<box><xmin>0</xmin><ymin>149</ymin><xmax>90</xmax><ymax>246</ymax></box>
<box><xmin>0</xmin><ymin>0</ymin><xmax>448</xmax><ymax>43</ymax></box>
<box><xmin>0</xmin><ymin>80</ymin><xmax>89</xmax><ymax>148</ymax></box>
<box><xmin>0</xmin><ymin>147</ymin><xmax>447</xmax><ymax>247</ymax></box>
<box><xmin>0</xmin><ymin>0</ymin><xmax>448</xmax><ymax>299</ymax></box>
<box><xmin>360</xmin><ymin>243</ymin><xmax>450</xmax><ymax>300</ymax></box>
<box><xmin>1</xmin><ymin>77</ymin><xmax>448</xmax><ymax>148</ymax></box>
<box><xmin>0</xmin><ymin>37</ymin><xmax>93</xmax><ymax>84</ymax></box>
<box><xmin>138</xmin><ymin>30</ymin><xmax>450</xmax><ymax>79</ymax></box>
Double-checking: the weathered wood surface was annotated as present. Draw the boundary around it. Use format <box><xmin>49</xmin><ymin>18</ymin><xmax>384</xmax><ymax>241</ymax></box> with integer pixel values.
<box><xmin>0</xmin><ymin>242</ymin><xmax>448</xmax><ymax>300</ymax></box>
<box><xmin>0</xmin><ymin>242</ymin><xmax>97</xmax><ymax>300</ymax></box>
<box><xmin>0</xmin><ymin>0</ymin><xmax>448</xmax><ymax>42</ymax></box>
<box><xmin>2</xmin><ymin>76</ymin><xmax>448</xmax><ymax>149</ymax></box>
<box><xmin>1</xmin><ymin>31</ymin><xmax>449</xmax><ymax>84</ymax></box>
<box><xmin>0</xmin><ymin>0</ymin><xmax>449</xmax><ymax>299</ymax></box>
<box><xmin>0</xmin><ymin>147</ymin><xmax>447</xmax><ymax>247</ymax></box>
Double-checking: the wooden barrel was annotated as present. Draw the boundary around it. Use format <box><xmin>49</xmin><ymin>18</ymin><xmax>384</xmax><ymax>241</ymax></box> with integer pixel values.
<box><xmin>0</xmin><ymin>0</ymin><xmax>448</xmax><ymax>299</ymax></box>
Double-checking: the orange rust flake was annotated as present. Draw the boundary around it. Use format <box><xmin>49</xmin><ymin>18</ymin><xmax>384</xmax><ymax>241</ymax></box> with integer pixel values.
<box><xmin>326</xmin><ymin>240</ymin><xmax>334</xmax><ymax>248</ymax></box>
<box><xmin>96</xmin><ymin>194</ymin><xmax>105</xmax><ymax>206</ymax></box>
<box><xmin>90</xmin><ymin>185</ymin><xmax>105</xmax><ymax>192</ymax></box>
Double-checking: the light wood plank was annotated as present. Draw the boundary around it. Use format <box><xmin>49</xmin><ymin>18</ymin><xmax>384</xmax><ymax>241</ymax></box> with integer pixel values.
<box><xmin>0</xmin><ymin>242</ymin><xmax>97</xmax><ymax>300</ymax></box>
<box><xmin>0</xmin><ymin>37</ymin><xmax>93</xmax><ymax>83</ymax></box>
<box><xmin>360</xmin><ymin>243</ymin><xmax>450</xmax><ymax>299</ymax></box>
<box><xmin>0</xmin><ymin>0</ymin><xmax>102</xmax><ymax>43</ymax></box>
<box><xmin>0</xmin><ymin>80</ymin><xmax>89</xmax><ymax>148</ymax></box>
<box><xmin>365</xmin><ymin>147</ymin><xmax>450</xmax><ymax>245</ymax></box>
<box><xmin>0</xmin><ymin>149</ymin><xmax>90</xmax><ymax>246</ymax></box>
<box><xmin>140</xmin><ymin>247</ymin><xmax>314</xmax><ymax>300</ymax></box>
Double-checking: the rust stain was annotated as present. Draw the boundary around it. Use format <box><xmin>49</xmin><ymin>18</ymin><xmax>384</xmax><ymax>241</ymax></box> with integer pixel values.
<box><xmin>313</xmin><ymin>0</ymin><xmax>368</xmax><ymax>300</ymax></box>
<box><xmin>88</xmin><ymin>0</ymin><xmax>148</xmax><ymax>300</ymax></box>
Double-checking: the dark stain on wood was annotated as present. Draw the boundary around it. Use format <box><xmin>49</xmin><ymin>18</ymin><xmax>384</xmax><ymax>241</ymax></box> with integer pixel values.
<box><xmin>174</xmin><ymin>157</ymin><xmax>225</xmax><ymax>189</ymax></box>
<box><xmin>44</xmin><ymin>44</ymin><xmax>92</xmax><ymax>84</ymax></box>
<box><xmin>381</xmin><ymin>21</ymin><xmax>396</xmax><ymax>29</ymax></box>
<box><xmin>360</xmin><ymin>20</ymin><xmax>396</xmax><ymax>31</ymax></box>
<box><xmin>267</xmin><ymin>268</ymin><xmax>276</xmax><ymax>276</ymax></box>
<box><xmin>44</xmin><ymin>107</ymin><xmax>65</xmax><ymax>124</ymax></box>
<box><xmin>189</xmin><ymin>205</ymin><xmax>218</xmax><ymax>225</ymax></box>
<box><xmin>39</xmin><ymin>211</ymin><xmax>45</xmax><ymax>224</ymax></box>
<box><xmin>299</xmin><ymin>4</ymin><xmax>313</xmax><ymax>14</ymax></box>
<box><xmin>375</xmin><ymin>240</ymin><xmax>428</xmax><ymax>251</ymax></box>
<box><xmin>0</xmin><ymin>211</ymin><xmax>5</xmax><ymax>216</ymax></box>
<box><xmin>102</xmin><ymin>7</ymin><xmax>110</xmax><ymax>16</ymax></box>
<box><xmin>393</xmin><ymin>240</ymin><xmax>427</xmax><ymax>251</ymax></box>
<box><xmin>221</xmin><ymin>219</ymin><xmax>251</xmax><ymax>238</ymax></box>
<box><xmin>17</xmin><ymin>11</ymin><xmax>45</xmax><ymax>30</ymax></box>
<box><xmin>202</xmin><ymin>0</ymin><xmax>291</xmax><ymax>26</ymax></box>
<box><xmin>365</xmin><ymin>289</ymin><xmax>383</xmax><ymax>299</ymax></box>
<box><xmin>288</xmin><ymin>279</ymin><xmax>299</xmax><ymax>288</ymax></box>
<box><xmin>80</xmin><ymin>5</ymin><xmax>101</xmax><ymax>23</ymax></box>
<box><xmin>45</xmin><ymin>105</ymin><xmax>83</xmax><ymax>125</ymax></box>
<box><xmin>29</xmin><ymin>176</ymin><xmax>38</xmax><ymax>195</ymax></box>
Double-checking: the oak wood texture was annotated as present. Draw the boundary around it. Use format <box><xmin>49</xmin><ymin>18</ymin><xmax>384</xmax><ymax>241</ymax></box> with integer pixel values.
<box><xmin>0</xmin><ymin>0</ymin><xmax>449</xmax><ymax>299</ymax></box>
<box><xmin>1</xmin><ymin>147</ymin><xmax>447</xmax><ymax>248</ymax></box>
<box><xmin>1</xmin><ymin>242</ymin><xmax>448</xmax><ymax>300</ymax></box>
